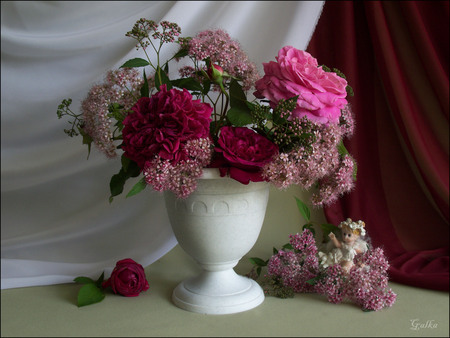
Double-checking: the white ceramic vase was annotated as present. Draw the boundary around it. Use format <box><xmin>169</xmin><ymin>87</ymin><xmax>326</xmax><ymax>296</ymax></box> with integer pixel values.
<box><xmin>163</xmin><ymin>168</ymin><xmax>269</xmax><ymax>314</ymax></box>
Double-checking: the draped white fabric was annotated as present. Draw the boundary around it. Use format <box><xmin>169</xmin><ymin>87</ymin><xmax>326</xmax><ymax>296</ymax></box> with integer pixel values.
<box><xmin>1</xmin><ymin>1</ymin><xmax>324</xmax><ymax>289</ymax></box>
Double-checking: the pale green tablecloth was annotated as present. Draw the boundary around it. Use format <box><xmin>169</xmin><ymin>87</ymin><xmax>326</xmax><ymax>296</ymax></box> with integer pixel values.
<box><xmin>1</xmin><ymin>243</ymin><xmax>449</xmax><ymax>337</ymax></box>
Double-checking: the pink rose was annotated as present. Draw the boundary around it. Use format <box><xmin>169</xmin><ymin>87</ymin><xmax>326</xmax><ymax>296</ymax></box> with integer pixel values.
<box><xmin>121</xmin><ymin>85</ymin><xmax>212</xmax><ymax>169</ymax></box>
<box><xmin>212</xmin><ymin>126</ymin><xmax>278</xmax><ymax>184</ymax></box>
<box><xmin>102</xmin><ymin>258</ymin><xmax>149</xmax><ymax>297</ymax></box>
<box><xmin>254</xmin><ymin>46</ymin><xmax>348</xmax><ymax>124</ymax></box>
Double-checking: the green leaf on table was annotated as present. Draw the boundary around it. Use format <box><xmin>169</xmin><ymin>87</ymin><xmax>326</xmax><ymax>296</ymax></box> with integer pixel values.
<box><xmin>120</xmin><ymin>58</ymin><xmax>150</xmax><ymax>68</ymax></box>
<box><xmin>295</xmin><ymin>197</ymin><xmax>310</xmax><ymax>222</ymax></box>
<box><xmin>77</xmin><ymin>283</ymin><xmax>105</xmax><ymax>307</ymax></box>
<box><xmin>74</xmin><ymin>276</ymin><xmax>94</xmax><ymax>284</ymax></box>
<box><xmin>95</xmin><ymin>272</ymin><xmax>105</xmax><ymax>289</ymax></box>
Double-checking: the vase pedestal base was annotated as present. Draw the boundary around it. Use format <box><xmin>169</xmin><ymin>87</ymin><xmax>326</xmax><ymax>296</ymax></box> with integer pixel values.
<box><xmin>172</xmin><ymin>270</ymin><xmax>264</xmax><ymax>315</ymax></box>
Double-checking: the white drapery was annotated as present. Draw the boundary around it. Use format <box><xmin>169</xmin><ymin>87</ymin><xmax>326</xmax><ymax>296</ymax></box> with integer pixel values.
<box><xmin>1</xmin><ymin>1</ymin><xmax>324</xmax><ymax>289</ymax></box>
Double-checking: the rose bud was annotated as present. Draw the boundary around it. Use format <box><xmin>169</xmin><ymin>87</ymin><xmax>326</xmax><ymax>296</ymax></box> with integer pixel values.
<box><xmin>102</xmin><ymin>258</ymin><xmax>149</xmax><ymax>297</ymax></box>
<box><xmin>207</xmin><ymin>63</ymin><xmax>224</xmax><ymax>82</ymax></box>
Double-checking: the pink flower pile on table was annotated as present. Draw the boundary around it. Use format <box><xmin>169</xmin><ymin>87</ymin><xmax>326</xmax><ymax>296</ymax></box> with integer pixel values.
<box><xmin>265</xmin><ymin>229</ymin><xmax>397</xmax><ymax>311</ymax></box>
<box><xmin>267</xmin><ymin>230</ymin><xmax>319</xmax><ymax>293</ymax></box>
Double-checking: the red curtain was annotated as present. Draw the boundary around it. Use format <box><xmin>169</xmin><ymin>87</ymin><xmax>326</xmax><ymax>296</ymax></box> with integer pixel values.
<box><xmin>307</xmin><ymin>1</ymin><xmax>449</xmax><ymax>291</ymax></box>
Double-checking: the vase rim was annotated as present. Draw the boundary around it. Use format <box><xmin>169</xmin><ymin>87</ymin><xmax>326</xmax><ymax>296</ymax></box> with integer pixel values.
<box><xmin>201</xmin><ymin>168</ymin><xmax>223</xmax><ymax>179</ymax></box>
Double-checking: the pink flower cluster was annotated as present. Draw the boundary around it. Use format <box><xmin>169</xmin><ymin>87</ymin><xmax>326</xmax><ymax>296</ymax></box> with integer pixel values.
<box><xmin>266</xmin><ymin>230</ymin><xmax>397</xmax><ymax>311</ymax></box>
<box><xmin>188</xmin><ymin>29</ymin><xmax>260</xmax><ymax>90</ymax></box>
<box><xmin>143</xmin><ymin>138</ymin><xmax>213</xmax><ymax>198</ymax></box>
<box><xmin>267</xmin><ymin>230</ymin><xmax>319</xmax><ymax>293</ymax></box>
<box><xmin>262</xmin><ymin>118</ymin><xmax>356</xmax><ymax>206</ymax></box>
<box><xmin>81</xmin><ymin>68</ymin><xmax>143</xmax><ymax>158</ymax></box>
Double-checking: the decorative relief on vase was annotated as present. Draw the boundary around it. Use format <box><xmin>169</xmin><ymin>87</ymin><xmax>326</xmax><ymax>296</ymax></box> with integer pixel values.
<box><xmin>172</xmin><ymin>197</ymin><xmax>251</xmax><ymax>216</ymax></box>
<box><xmin>192</xmin><ymin>201</ymin><xmax>208</xmax><ymax>214</ymax></box>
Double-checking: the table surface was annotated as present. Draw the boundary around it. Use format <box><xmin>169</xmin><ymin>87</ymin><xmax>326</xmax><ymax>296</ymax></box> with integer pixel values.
<box><xmin>1</xmin><ymin>243</ymin><xmax>449</xmax><ymax>337</ymax></box>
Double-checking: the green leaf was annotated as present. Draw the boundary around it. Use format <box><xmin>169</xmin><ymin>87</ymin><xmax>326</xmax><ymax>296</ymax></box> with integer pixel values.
<box><xmin>337</xmin><ymin>142</ymin><xmax>358</xmax><ymax>181</ymax></box>
<box><xmin>78</xmin><ymin>127</ymin><xmax>93</xmax><ymax>159</ymax></box>
<box><xmin>229</xmin><ymin>79</ymin><xmax>250</xmax><ymax>110</ymax></box>
<box><xmin>95</xmin><ymin>272</ymin><xmax>104</xmax><ymax>289</ymax></box>
<box><xmin>120</xmin><ymin>58</ymin><xmax>150</xmax><ymax>68</ymax></box>
<box><xmin>77</xmin><ymin>283</ymin><xmax>105</xmax><ymax>307</ymax></box>
<box><xmin>171</xmin><ymin>77</ymin><xmax>203</xmax><ymax>92</ymax></box>
<box><xmin>306</xmin><ymin>275</ymin><xmax>320</xmax><ymax>285</ymax></box>
<box><xmin>337</xmin><ymin>140</ymin><xmax>349</xmax><ymax>156</ymax></box>
<box><xmin>302</xmin><ymin>223</ymin><xmax>316</xmax><ymax>236</ymax></box>
<box><xmin>141</xmin><ymin>69</ymin><xmax>149</xmax><ymax>97</ymax></box>
<box><xmin>282</xmin><ymin>243</ymin><xmax>294</xmax><ymax>250</ymax></box>
<box><xmin>109</xmin><ymin>158</ymin><xmax>141</xmax><ymax>202</ymax></box>
<box><xmin>126</xmin><ymin>177</ymin><xmax>147</xmax><ymax>198</ymax></box>
<box><xmin>256</xmin><ymin>266</ymin><xmax>262</xmax><ymax>277</ymax></box>
<box><xmin>155</xmin><ymin>66</ymin><xmax>172</xmax><ymax>90</ymax></box>
<box><xmin>202</xmin><ymin>80</ymin><xmax>211</xmax><ymax>95</ymax></box>
<box><xmin>227</xmin><ymin>107</ymin><xmax>253</xmax><ymax>126</ymax></box>
<box><xmin>110</xmin><ymin>170</ymin><xmax>127</xmax><ymax>198</ymax></box>
<box><xmin>74</xmin><ymin>276</ymin><xmax>95</xmax><ymax>284</ymax></box>
<box><xmin>295</xmin><ymin>197</ymin><xmax>310</xmax><ymax>222</ymax></box>
<box><xmin>228</xmin><ymin>78</ymin><xmax>253</xmax><ymax>126</ymax></box>
<box><xmin>121</xmin><ymin>155</ymin><xmax>131</xmax><ymax>172</ymax></box>
<box><xmin>320</xmin><ymin>223</ymin><xmax>338</xmax><ymax>234</ymax></box>
<box><xmin>172</xmin><ymin>47</ymin><xmax>189</xmax><ymax>59</ymax></box>
<box><xmin>249</xmin><ymin>257</ymin><xmax>267</xmax><ymax>267</ymax></box>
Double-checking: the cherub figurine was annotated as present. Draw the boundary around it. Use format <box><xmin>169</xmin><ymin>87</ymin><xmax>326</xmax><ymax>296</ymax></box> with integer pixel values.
<box><xmin>318</xmin><ymin>218</ymin><xmax>368</xmax><ymax>273</ymax></box>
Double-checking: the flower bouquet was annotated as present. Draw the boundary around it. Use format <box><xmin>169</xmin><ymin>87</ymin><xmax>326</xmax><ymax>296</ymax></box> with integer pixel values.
<box><xmin>57</xmin><ymin>18</ymin><xmax>358</xmax><ymax>314</ymax></box>
<box><xmin>57</xmin><ymin>18</ymin><xmax>357</xmax><ymax>205</ymax></box>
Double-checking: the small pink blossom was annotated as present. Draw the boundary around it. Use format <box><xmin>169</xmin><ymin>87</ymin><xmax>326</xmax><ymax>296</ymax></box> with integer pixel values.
<box><xmin>81</xmin><ymin>68</ymin><xmax>143</xmax><ymax>158</ymax></box>
<box><xmin>188</xmin><ymin>29</ymin><xmax>260</xmax><ymax>90</ymax></box>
